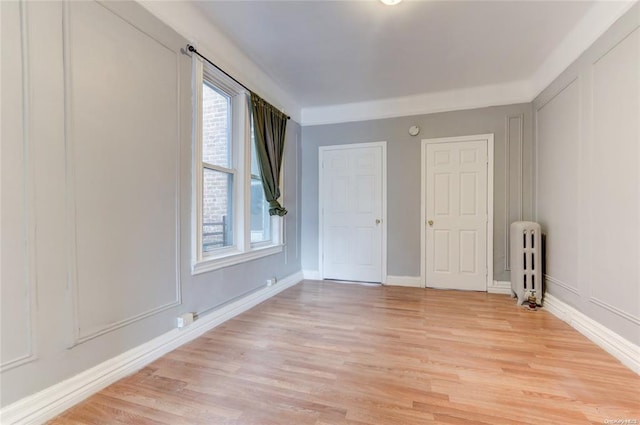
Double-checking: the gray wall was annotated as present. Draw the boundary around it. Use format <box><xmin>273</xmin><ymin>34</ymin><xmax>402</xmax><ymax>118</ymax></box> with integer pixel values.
<box><xmin>534</xmin><ymin>4</ymin><xmax>639</xmax><ymax>344</ymax></box>
<box><xmin>0</xmin><ymin>0</ymin><xmax>301</xmax><ymax>406</ymax></box>
<box><xmin>301</xmin><ymin>104</ymin><xmax>534</xmax><ymax>281</ymax></box>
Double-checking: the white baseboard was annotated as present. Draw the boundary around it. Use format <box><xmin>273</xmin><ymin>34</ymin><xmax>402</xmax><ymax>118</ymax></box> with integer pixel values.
<box><xmin>487</xmin><ymin>280</ymin><xmax>512</xmax><ymax>295</ymax></box>
<box><xmin>544</xmin><ymin>293</ymin><xmax>640</xmax><ymax>375</ymax></box>
<box><xmin>0</xmin><ymin>271</ymin><xmax>304</xmax><ymax>425</ymax></box>
<box><xmin>384</xmin><ymin>275</ymin><xmax>423</xmax><ymax>288</ymax></box>
<box><xmin>302</xmin><ymin>270</ymin><xmax>320</xmax><ymax>280</ymax></box>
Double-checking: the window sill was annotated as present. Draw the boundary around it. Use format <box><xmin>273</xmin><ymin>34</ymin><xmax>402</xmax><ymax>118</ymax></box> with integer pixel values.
<box><xmin>192</xmin><ymin>244</ymin><xmax>283</xmax><ymax>275</ymax></box>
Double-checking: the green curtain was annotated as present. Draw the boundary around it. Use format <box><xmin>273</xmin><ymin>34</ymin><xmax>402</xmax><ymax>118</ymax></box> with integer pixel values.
<box><xmin>250</xmin><ymin>92</ymin><xmax>288</xmax><ymax>216</ymax></box>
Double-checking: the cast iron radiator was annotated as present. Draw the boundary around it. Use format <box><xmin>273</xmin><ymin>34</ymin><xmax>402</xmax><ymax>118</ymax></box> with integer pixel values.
<box><xmin>510</xmin><ymin>221</ymin><xmax>542</xmax><ymax>305</ymax></box>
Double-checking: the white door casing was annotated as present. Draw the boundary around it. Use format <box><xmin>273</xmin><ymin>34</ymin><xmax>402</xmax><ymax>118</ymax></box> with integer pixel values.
<box><xmin>421</xmin><ymin>135</ymin><xmax>494</xmax><ymax>291</ymax></box>
<box><xmin>319</xmin><ymin>142</ymin><xmax>386</xmax><ymax>283</ymax></box>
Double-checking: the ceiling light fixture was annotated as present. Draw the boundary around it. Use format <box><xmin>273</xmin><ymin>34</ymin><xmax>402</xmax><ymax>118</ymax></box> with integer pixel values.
<box><xmin>380</xmin><ymin>0</ymin><xmax>402</xmax><ymax>5</ymax></box>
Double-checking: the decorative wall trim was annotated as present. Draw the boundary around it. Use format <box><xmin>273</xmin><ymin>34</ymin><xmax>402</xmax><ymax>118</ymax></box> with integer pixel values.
<box><xmin>487</xmin><ymin>280</ymin><xmax>512</xmax><ymax>295</ymax></box>
<box><xmin>593</xmin><ymin>25</ymin><xmax>640</xmax><ymax>67</ymax></box>
<box><xmin>302</xmin><ymin>270</ymin><xmax>321</xmax><ymax>280</ymax></box>
<box><xmin>384</xmin><ymin>276</ymin><xmax>423</xmax><ymax>288</ymax></box>
<box><xmin>590</xmin><ymin>297</ymin><xmax>640</xmax><ymax>326</ymax></box>
<box><xmin>544</xmin><ymin>274</ymin><xmax>579</xmax><ymax>296</ymax></box>
<box><xmin>74</xmin><ymin>301</ymin><xmax>182</xmax><ymax>346</ymax></box>
<box><xmin>504</xmin><ymin>114</ymin><xmax>524</xmax><ymax>271</ymax></box>
<box><xmin>62</xmin><ymin>2</ymin><xmax>182</xmax><ymax>345</ymax></box>
<box><xmin>295</xmin><ymin>131</ymin><xmax>301</xmax><ymax>261</ymax></box>
<box><xmin>504</xmin><ymin>116</ymin><xmax>511</xmax><ymax>271</ymax></box>
<box><xmin>543</xmin><ymin>294</ymin><xmax>640</xmax><ymax>375</ymax></box>
<box><xmin>2</xmin><ymin>0</ymin><xmax>38</xmax><ymax>372</ymax></box>
<box><xmin>62</xmin><ymin>0</ymin><xmax>80</xmax><ymax>348</ymax></box>
<box><xmin>0</xmin><ymin>271</ymin><xmax>303</xmax><ymax>425</ymax></box>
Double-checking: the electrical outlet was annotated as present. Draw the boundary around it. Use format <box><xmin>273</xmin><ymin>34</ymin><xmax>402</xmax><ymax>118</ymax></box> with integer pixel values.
<box><xmin>266</xmin><ymin>278</ymin><xmax>275</xmax><ymax>287</ymax></box>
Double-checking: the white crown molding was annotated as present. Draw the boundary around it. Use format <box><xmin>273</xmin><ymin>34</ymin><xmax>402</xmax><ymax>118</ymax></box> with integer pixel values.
<box><xmin>544</xmin><ymin>294</ymin><xmax>640</xmax><ymax>375</ymax></box>
<box><xmin>301</xmin><ymin>80</ymin><xmax>533</xmax><ymax>126</ymax></box>
<box><xmin>0</xmin><ymin>271</ymin><xmax>303</xmax><ymax>425</ymax></box>
<box><xmin>138</xmin><ymin>0</ymin><xmax>634</xmax><ymax>127</ymax></box>
<box><xmin>137</xmin><ymin>0</ymin><xmax>302</xmax><ymax>123</ymax></box>
<box><xmin>529</xmin><ymin>0</ymin><xmax>637</xmax><ymax>99</ymax></box>
<box><xmin>301</xmin><ymin>1</ymin><xmax>637</xmax><ymax>127</ymax></box>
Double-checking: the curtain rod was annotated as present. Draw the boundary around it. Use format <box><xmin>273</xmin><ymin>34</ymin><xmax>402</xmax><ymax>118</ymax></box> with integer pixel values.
<box><xmin>186</xmin><ymin>44</ymin><xmax>290</xmax><ymax>120</ymax></box>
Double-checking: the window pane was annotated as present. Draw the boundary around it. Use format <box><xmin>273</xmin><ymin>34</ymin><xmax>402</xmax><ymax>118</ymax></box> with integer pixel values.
<box><xmin>203</xmin><ymin>168</ymin><xmax>233</xmax><ymax>252</ymax></box>
<box><xmin>202</xmin><ymin>82</ymin><xmax>231</xmax><ymax>168</ymax></box>
<box><xmin>250</xmin><ymin>178</ymin><xmax>271</xmax><ymax>243</ymax></box>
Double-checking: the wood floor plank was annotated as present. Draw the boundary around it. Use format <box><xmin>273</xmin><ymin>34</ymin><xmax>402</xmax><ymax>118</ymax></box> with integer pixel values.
<box><xmin>48</xmin><ymin>281</ymin><xmax>640</xmax><ymax>424</ymax></box>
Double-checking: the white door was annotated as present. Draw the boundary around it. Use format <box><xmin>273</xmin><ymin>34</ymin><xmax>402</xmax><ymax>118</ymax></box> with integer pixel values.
<box><xmin>424</xmin><ymin>138</ymin><xmax>489</xmax><ymax>291</ymax></box>
<box><xmin>321</xmin><ymin>143</ymin><xmax>385</xmax><ymax>283</ymax></box>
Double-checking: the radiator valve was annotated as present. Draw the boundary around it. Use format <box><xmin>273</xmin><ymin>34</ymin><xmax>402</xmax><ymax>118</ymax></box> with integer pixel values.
<box><xmin>527</xmin><ymin>290</ymin><xmax>538</xmax><ymax>310</ymax></box>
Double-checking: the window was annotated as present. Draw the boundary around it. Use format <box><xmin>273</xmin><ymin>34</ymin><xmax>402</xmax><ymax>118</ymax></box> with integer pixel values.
<box><xmin>202</xmin><ymin>82</ymin><xmax>234</xmax><ymax>252</ymax></box>
<box><xmin>193</xmin><ymin>60</ymin><xmax>282</xmax><ymax>274</ymax></box>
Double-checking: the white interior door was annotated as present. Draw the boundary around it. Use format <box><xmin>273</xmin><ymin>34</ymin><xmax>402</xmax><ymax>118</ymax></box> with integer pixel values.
<box><xmin>321</xmin><ymin>143</ymin><xmax>385</xmax><ymax>283</ymax></box>
<box><xmin>424</xmin><ymin>138</ymin><xmax>489</xmax><ymax>291</ymax></box>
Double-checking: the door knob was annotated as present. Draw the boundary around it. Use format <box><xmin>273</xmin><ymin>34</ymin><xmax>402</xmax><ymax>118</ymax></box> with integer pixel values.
<box><xmin>428</xmin><ymin>220</ymin><xmax>434</xmax><ymax>226</ymax></box>
<box><xmin>375</xmin><ymin>219</ymin><xmax>381</xmax><ymax>225</ymax></box>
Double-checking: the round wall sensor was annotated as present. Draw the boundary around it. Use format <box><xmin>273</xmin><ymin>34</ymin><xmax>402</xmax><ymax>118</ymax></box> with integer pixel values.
<box><xmin>408</xmin><ymin>125</ymin><xmax>420</xmax><ymax>136</ymax></box>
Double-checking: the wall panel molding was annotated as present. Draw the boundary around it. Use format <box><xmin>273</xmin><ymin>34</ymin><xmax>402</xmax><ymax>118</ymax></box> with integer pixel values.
<box><xmin>590</xmin><ymin>297</ymin><xmax>640</xmax><ymax>326</ymax></box>
<box><xmin>592</xmin><ymin>25</ymin><xmax>639</xmax><ymax>67</ymax></box>
<box><xmin>62</xmin><ymin>1</ymin><xmax>182</xmax><ymax>346</ymax></box>
<box><xmin>535</xmin><ymin>77</ymin><xmax>581</xmax><ymax>299</ymax></box>
<box><xmin>545</xmin><ymin>274</ymin><xmax>579</xmax><ymax>296</ymax></box>
<box><xmin>1</xmin><ymin>0</ymin><xmax>38</xmax><ymax>372</ymax></box>
<box><xmin>587</xmin><ymin>24</ymin><xmax>639</xmax><ymax>337</ymax></box>
<box><xmin>0</xmin><ymin>272</ymin><xmax>303</xmax><ymax>425</ymax></box>
<box><xmin>534</xmin><ymin>4</ymin><xmax>640</xmax><ymax>350</ymax></box>
<box><xmin>62</xmin><ymin>0</ymin><xmax>81</xmax><ymax>348</ymax></box>
<box><xmin>504</xmin><ymin>113</ymin><xmax>524</xmax><ymax>271</ymax></box>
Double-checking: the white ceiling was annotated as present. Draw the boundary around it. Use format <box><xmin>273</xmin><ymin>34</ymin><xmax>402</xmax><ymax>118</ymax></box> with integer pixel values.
<box><xmin>192</xmin><ymin>0</ymin><xmax>633</xmax><ymax>124</ymax></box>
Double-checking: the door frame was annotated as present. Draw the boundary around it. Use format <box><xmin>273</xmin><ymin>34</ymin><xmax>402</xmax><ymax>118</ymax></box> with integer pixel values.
<box><xmin>318</xmin><ymin>141</ymin><xmax>387</xmax><ymax>282</ymax></box>
<box><xmin>420</xmin><ymin>134</ymin><xmax>494</xmax><ymax>290</ymax></box>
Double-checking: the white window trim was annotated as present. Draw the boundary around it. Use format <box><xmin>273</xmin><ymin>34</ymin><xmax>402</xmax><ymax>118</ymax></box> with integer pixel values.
<box><xmin>191</xmin><ymin>57</ymin><xmax>283</xmax><ymax>275</ymax></box>
<box><xmin>192</xmin><ymin>244</ymin><xmax>283</xmax><ymax>275</ymax></box>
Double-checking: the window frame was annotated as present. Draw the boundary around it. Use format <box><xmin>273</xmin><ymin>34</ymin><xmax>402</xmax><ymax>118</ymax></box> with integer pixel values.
<box><xmin>201</xmin><ymin>81</ymin><xmax>235</xmax><ymax>254</ymax></box>
<box><xmin>192</xmin><ymin>58</ymin><xmax>282</xmax><ymax>275</ymax></box>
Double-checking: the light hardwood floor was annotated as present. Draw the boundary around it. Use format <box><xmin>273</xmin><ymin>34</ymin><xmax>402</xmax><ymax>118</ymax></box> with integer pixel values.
<box><xmin>49</xmin><ymin>281</ymin><xmax>640</xmax><ymax>424</ymax></box>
